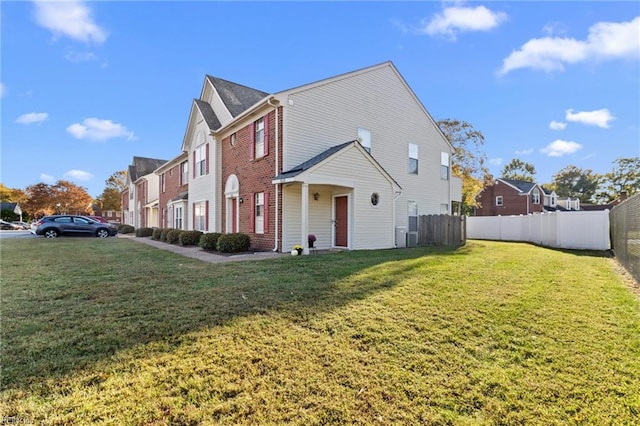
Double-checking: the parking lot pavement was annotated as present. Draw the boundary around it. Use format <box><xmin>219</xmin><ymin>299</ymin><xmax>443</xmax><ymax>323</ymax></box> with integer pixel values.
<box><xmin>0</xmin><ymin>230</ymin><xmax>37</xmax><ymax>239</ymax></box>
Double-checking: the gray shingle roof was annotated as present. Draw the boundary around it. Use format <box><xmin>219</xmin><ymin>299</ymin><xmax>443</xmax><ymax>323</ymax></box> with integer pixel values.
<box><xmin>206</xmin><ymin>76</ymin><xmax>269</xmax><ymax>118</ymax></box>
<box><xmin>194</xmin><ymin>99</ymin><xmax>221</xmax><ymax>130</ymax></box>
<box><xmin>130</xmin><ymin>156</ymin><xmax>168</xmax><ymax>181</ymax></box>
<box><xmin>501</xmin><ymin>179</ymin><xmax>537</xmax><ymax>193</ymax></box>
<box><xmin>274</xmin><ymin>141</ymin><xmax>355</xmax><ymax>180</ymax></box>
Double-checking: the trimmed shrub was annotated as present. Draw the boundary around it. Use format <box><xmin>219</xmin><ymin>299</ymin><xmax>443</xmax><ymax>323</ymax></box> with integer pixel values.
<box><xmin>151</xmin><ymin>228</ymin><xmax>165</xmax><ymax>241</ymax></box>
<box><xmin>166</xmin><ymin>229</ymin><xmax>182</xmax><ymax>244</ymax></box>
<box><xmin>180</xmin><ymin>230</ymin><xmax>203</xmax><ymax>246</ymax></box>
<box><xmin>118</xmin><ymin>224</ymin><xmax>134</xmax><ymax>234</ymax></box>
<box><xmin>160</xmin><ymin>228</ymin><xmax>174</xmax><ymax>242</ymax></box>
<box><xmin>217</xmin><ymin>233</ymin><xmax>251</xmax><ymax>253</ymax></box>
<box><xmin>135</xmin><ymin>227</ymin><xmax>154</xmax><ymax>237</ymax></box>
<box><xmin>199</xmin><ymin>232</ymin><xmax>222</xmax><ymax>251</ymax></box>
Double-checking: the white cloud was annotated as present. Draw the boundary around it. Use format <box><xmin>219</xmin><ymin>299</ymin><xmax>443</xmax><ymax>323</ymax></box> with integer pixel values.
<box><xmin>542</xmin><ymin>22</ymin><xmax>568</xmax><ymax>36</ymax></box>
<box><xmin>63</xmin><ymin>169</ymin><xmax>94</xmax><ymax>181</ymax></box>
<box><xmin>420</xmin><ymin>5</ymin><xmax>507</xmax><ymax>40</ymax></box>
<box><xmin>499</xmin><ymin>16</ymin><xmax>640</xmax><ymax>74</ymax></box>
<box><xmin>565</xmin><ymin>108</ymin><xmax>615</xmax><ymax>128</ymax></box>
<box><xmin>16</xmin><ymin>112</ymin><xmax>49</xmax><ymax>124</ymax></box>
<box><xmin>540</xmin><ymin>140</ymin><xmax>583</xmax><ymax>157</ymax></box>
<box><xmin>64</xmin><ymin>49</ymin><xmax>98</xmax><ymax>62</ymax></box>
<box><xmin>0</xmin><ymin>83</ymin><xmax>6</xmax><ymax>97</ymax></box>
<box><xmin>67</xmin><ymin>118</ymin><xmax>136</xmax><ymax>141</ymax></box>
<box><xmin>515</xmin><ymin>148</ymin><xmax>534</xmax><ymax>155</ymax></box>
<box><xmin>549</xmin><ymin>121</ymin><xmax>567</xmax><ymax>130</ymax></box>
<box><xmin>488</xmin><ymin>157</ymin><xmax>503</xmax><ymax>166</ymax></box>
<box><xmin>40</xmin><ymin>173</ymin><xmax>55</xmax><ymax>184</ymax></box>
<box><xmin>33</xmin><ymin>0</ymin><xmax>107</xmax><ymax>44</ymax></box>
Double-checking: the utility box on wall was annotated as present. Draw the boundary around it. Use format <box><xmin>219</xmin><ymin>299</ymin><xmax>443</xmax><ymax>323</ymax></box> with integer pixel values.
<box><xmin>395</xmin><ymin>226</ymin><xmax>407</xmax><ymax>248</ymax></box>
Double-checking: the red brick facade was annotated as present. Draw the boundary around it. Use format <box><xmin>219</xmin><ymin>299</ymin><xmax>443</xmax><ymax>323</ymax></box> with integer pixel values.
<box><xmin>221</xmin><ymin>107</ymin><xmax>283</xmax><ymax>251</ymax></box>
<box><xmin>158</xmin><ymin>160</ymin><xmax>188</xmax><ymax>228</ymax></box>
<box><xmin>136</xmin><ymin>180</ymin><xmax>147</xmax><ymax>227</ymax></box>
<box><xmin>476</xmin><ymin>181</ymin><xmax>545</xmax><ymax>216</ymax></box>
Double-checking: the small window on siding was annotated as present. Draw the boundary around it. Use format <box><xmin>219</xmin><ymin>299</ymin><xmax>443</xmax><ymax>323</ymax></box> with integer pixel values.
<box><xmin>181</xmin><ymin>161</ymin><xmax>189</xmax><ymax>185</ymax></box>
<box><xmin>408</xmin><ymin>201</ymin><xmax>418</xmax><ymax>232</ymax></box>
<box><xmin>441</xmin><ymin>152</ymin><xmax>450</xmax><ymax>180</ymax></box>
<box><xmin>358</xmin><ymin>128</ymin><xmax>371</xmax><ymax>153</ymax></box>
<box><xmin>496</xmin><ymin>196</ymin><xmax>503</xmax><ymax>206</ymax></box>
<box><xmin>408</xmin><ymin>143</ymin><xmax>418</xmax><ymax>175</ymax></box>
<box><xmin>195</xmin><ymin>144</ymin><xmax>206</xmax><ymax>177</ymax></box>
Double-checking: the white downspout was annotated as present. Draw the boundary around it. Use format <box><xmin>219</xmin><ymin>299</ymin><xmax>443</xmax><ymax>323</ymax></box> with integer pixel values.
<box><xmin>268</xmin><ymin>98</ymin><xmax>280</xmax><ymax>252</ymax></box>
<box><xmin>393</xmin><ymin>186</ymin><xmax>403</xmax><ymax>248</ymax></box>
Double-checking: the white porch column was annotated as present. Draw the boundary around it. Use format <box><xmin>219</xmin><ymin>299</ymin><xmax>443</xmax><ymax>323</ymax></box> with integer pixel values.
<box><xmin>301</xmin><ymin>183</ymin><xmax>310</xmax><ymax>255</ymax></box>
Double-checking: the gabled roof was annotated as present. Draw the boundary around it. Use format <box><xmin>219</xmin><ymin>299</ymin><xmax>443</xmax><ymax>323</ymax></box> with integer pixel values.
<box><xmin>205</xmin><ymin>76</ymin><xmax>269</xmax><ymax>118</ymax></box>
<box><xmin>129</xmin><ymin>156</ymin><xmax>168</xmax><ymax>182</ymax></box>
<box><xmin>273</xmin><ymin>140</ymin><xmax>401</xmax><ymax>191</ymax></box>
<box><xmin>500</xmin><ymin>178</ymin><xmax>539</xmax><ymax>194</ymax></box>
<box><xmin>274</xmin><ymin>141</ymin><xmax>354</xmax><ymax>181</ymax></box>
<box><xmin>0</xmin><ymin>202</ymin><xmax>18</xmax><ymax>211</ymax></box>
<box><xmin>194</xmin><ymin>99</ymin><xmax>221</xmax><ymax>131</ymax></box>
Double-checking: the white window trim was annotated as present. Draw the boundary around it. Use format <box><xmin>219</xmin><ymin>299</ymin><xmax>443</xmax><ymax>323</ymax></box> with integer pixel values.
<box><xmin>496</xmin><ymin>196</ymin><xmax>504</xmax><ymax>206</ymax></box>
<box><xmin>255</xmin><ymin>118</ymin><xmax>265</xmax><ymax>158</ymax></box>
<box><xmin>255</xmin><ymin>192</ymin><xmax>265</xmax><ymax>234</ymax></box>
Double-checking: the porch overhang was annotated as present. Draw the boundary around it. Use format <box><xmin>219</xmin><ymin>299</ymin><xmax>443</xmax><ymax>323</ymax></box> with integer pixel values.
<box><xmin>143</xmin><ymin>200</ymin><xmax>159</xmax><ymax>209</ymax></box>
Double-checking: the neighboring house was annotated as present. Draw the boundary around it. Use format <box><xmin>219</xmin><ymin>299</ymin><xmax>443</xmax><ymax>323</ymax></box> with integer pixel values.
<box><xmin>156</xmin><ymin>152</ymin><xmax>189</xmax><ymax>229</ymax></box>
<box><xmin>0</xmin><ymin>202</ymin><xmax>23</xmax><ymax>221</ymax></box>
<box><xmin>121</xmin><ymin>156</ymin><xmax>168</xmax><ymax>228</ymax></box>
<box><xmin>581</xmin><ymin>191</ymin><xmax>628</xmax><ymax>211</ymax></box>
<box><xmin>476</xmin><ymin>178</ymin><xmax>546</xmax><ymax>216</ymax></box>
<box><xmin>91</xmin><ymin>204</ymin><xmax>122</xmax><ymax>223</ymax></box>
<box><xmin>165</xmin><ymin>61</ymin><xmax>460</xmax><ymax>253</ymax></box>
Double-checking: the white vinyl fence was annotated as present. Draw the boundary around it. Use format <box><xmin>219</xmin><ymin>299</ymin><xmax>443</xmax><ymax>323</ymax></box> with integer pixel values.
<box><xmin>467</xmin><ymin>210</ymin><xmax>610</xmax><ymax>250</ymax></box>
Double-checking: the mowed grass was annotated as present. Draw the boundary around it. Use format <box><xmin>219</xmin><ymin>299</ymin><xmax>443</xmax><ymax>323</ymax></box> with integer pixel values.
<box><xmin>1</xmin><ymin>238</ymin><xmax>639</xmax><ymax>425</ymax></box>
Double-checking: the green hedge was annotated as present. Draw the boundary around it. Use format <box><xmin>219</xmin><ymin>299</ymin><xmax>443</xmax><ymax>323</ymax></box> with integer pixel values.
<box><xmin>118</xmin><ymin>224</ymin><xmax>134</xmax><ymax>234</ymax></box>
<box><xmin>135</xmin><ymin>227</ymin><xmax>154</xmax><ymax>237</ymax></box>
<box><xmin>151</xmin><ymin>228</ymin><xmax>165</xmax><ymax>241</ymax></box>
<box><xmin>160</xmin><ymin>228</ymin><xmax>174</xmax><ymax>242</ymax></box>
<box><xmin>166</xmin><ymin>229</ymin><xmax>182</xmax><ymax>244</ymax></box>
<box><xmin>179</xmin><ymin>230</ymin><xmax>203</xmax><ymax>246</ymax></box>
<box><xmin>199</xmin><ymin>232</ymin><xmax>222</xmax><ymax>251</ymax></box>
<box><xmin>217</xmin><ymin>233</ymin><xmax>251</xmax><ymax>253</ymax></box>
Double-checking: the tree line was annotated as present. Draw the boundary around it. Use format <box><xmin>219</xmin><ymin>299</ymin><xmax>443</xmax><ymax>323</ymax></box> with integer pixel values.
<box><xmin>0</xmin><ymin>171</ymin><xmax>126</xmax><ymax>222</ymax></box>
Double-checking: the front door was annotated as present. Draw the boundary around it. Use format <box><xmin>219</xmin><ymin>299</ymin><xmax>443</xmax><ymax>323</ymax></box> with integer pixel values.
<box><xmin>334</xmin><ymin>196</ymin><xmax>348</xmax><ymax>247</ymax></box>
<box><xmin>232</xmin><ymin>198</ymin><xmax>238</xmax><ymax>232</ymax></box>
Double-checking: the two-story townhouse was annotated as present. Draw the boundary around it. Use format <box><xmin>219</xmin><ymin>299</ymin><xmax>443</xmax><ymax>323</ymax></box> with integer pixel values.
<box><xmin>121</xmin><ymin>156</ymin><xmax>167</xmax><ymax>228</ymax></box>
<box><xmin>192</xmin><ymin>61</ymin><xmax>461</xmax><ymax>253</ymax></box>
<box><xmin>475</xmin><ymin>178</ymin><xmax>546</xmax><ymax>216</ymax></box>
<box><xmin>155</xmin><ymin>152</ymin><xmax>189</xmax><ymax>229</ymax></box>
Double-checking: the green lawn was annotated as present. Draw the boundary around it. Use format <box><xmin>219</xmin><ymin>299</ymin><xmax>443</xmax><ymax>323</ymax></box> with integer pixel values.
<box><xmin>1</xmin><ymin>238</ymin><xmax>639</xmax><ymax>425</ymax></box>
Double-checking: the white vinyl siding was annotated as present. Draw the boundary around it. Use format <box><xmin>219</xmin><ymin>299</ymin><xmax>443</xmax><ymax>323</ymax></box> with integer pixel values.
<box><xmin>277</xmin><ymin>63</ymin><xmax>454</xmax><ymax>221</ymax></box>
<box><xmin>281</xmin><ymin>145</ymin><xmax>395</xmax><ymax>251</ymax></box>
<box><xmin>187</xmin><ymin>120</ymin><xmax>219</xmax><ymax>232</ymax></box>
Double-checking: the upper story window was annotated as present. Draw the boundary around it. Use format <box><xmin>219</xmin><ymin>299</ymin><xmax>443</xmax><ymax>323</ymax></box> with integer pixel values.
<box><xmin>230</xmin><ymin>132</ymin><xmax>237</xmax><ymax>147</ymax></box>
<box><xmin>358</xmin><ymin>128</ymin><xmax>371</xmax><ymax>153</ymax></box>
<box><xmin>195</xmin><ymin>143</ymin><xmax>206</xmax><ymax>177</ymax></box>
<box><xmin>180</xmin><ymin>161</ymin><xmax>189</xmax><ymax>185</ymax></box>
<box><xmin>496</xmin><ymin>196</ymin><xmax>504</xmax><ymax>206</ymax></box>
<box><xmin>532</xmin><ymin>188</ymin><xmax>540</xmax><ymax>204</ymax></box>
<box><xmin>254</xmin><ymin>117</ymin><xmax>265</xmax><ymax>158</ymax></box>
<box><xmin>441</xmin><ymin>152</ymin><xmax>450</xmax><ymax>180</ymax></box>
<box><xmin>161</xmin><ymin>173</ymin><xmax>166</xmax><ymax>193</ymax></box>
<box><xmin>408</xmin><ymin>143</ymin><xmax>418</xmax><ymax>175</ymax></box>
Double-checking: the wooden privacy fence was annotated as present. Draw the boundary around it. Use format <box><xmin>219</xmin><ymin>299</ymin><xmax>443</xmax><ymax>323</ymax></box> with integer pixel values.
<box><xmin>417</xmin><ymin>214</ymin><xmax>466</xmax><ymax>247</ymax></box>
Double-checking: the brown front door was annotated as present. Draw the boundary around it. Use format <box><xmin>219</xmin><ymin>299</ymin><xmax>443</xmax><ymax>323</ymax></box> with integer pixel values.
<box><xmin>334</xmin><ymin>195</ymin><xmax>348</xmax><ymax>247</ymax></box>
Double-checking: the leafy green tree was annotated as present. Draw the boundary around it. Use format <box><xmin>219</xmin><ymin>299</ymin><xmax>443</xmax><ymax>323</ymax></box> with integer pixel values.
<box><xmin>437</xmin><ymin>119</ymin><xmax>490</xmax><ymax>215</ymax></box>
<box><xmin>501</xmin><ymin>159</ymin><xmax>536</xmax><ymax>182</ymax></box>
<box><xmin>597</xmin><ymin>157</ymin><xmax>640</xmax><ymax>202</ymax></box>
<box><xmin>97</xmin><ymin>170</ymin><xmax>127</xmax><ymax>211</ymax></box>
<box><xmin>551</xmin><ymin>165</ymin><xmax>601</xmax><ymax>203</ymax></box>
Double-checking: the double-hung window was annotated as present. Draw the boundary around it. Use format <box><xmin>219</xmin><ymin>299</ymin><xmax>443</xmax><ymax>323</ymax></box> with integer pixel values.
<box><xmin>174</xmin><ymin>206</ymin><xmax>183</xmax><ymax>229</ymax></box>
<box><xmin>408</xmin><ymin>143</ymin><xmax>418</xmax><ymax>175</ymax></box>
<box><xmin>496</xmin><ymin>196</ymin><xmax>504</xmax><ymax>206</ymax></box>
<box><xmin>194</xmin><ymin>202</ymin><xmax>206</xmax><ymax>231</ymax></box>
<box><xmin>408</xmin><ymin>201</ymin><xmax>418</xmax><ymax>232</ymax></box>
<box><xmin>161</xmin><ymin>173</ymin><xmax>166</xmax><ymax>193</ymax></box>
<box><xmin>358</xmin><ymin>128</ymin><xmax>371</xmax><ymax>153</ymax></box>
<box><xmin>180</xmin><ymin>161</ymin><xmax>189</xmax><ymax>185</ymax></box>
<box><xmin>532</xmin><ymin>188</ymin><xmax>540</xmax><ymax>204</ymax></box>
<box><xmin>255</xmin><ymin>192</ymin><xmax>265</xmax><ymax>234</ymax></box>
<box><xmin>441</xmin><ymin>152</ymin><xmax>450</xmax><ymax>180</ymax></box>
<box><xmin>254</xmin><ymin>118</ymin><xmax>265</xmax><ymax>158</ymax></box>
<box><xmin>195</xmin><ymin>144</ymin><xmax>206</xmax><ymax>177</ymax></box>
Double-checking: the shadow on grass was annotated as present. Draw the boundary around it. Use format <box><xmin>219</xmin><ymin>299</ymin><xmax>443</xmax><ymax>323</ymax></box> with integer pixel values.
<box><xmin>1</xmin><ymin>238</ymin><xmax>470</xmax><ymax>391</ymax></box>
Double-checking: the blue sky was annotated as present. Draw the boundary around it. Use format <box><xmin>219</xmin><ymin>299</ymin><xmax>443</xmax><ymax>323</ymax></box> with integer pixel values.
<box><xmin>2</xmin><ymin>1</ymin><xmax>639</xmax><ymax>198</ymax></box>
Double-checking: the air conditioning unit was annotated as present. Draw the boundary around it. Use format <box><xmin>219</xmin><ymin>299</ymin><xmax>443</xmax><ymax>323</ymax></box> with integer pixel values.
<box><xmin>407</xmin><ymin>231</ymin><xmax>418</xmax><ymax>248</ymax></box>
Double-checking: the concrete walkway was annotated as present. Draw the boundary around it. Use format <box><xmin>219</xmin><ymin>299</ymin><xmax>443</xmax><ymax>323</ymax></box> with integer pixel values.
<box><xmin>117</xmin><ymin>234</ymin><xmax>285</xmax><ymax>264</ymax></box>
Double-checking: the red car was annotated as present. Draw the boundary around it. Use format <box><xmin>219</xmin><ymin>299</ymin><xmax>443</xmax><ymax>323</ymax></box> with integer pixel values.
<box><xmin>89</xmin><ymin>216</ymin><xmax>109</xmax><ymax>223</ymax></box>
